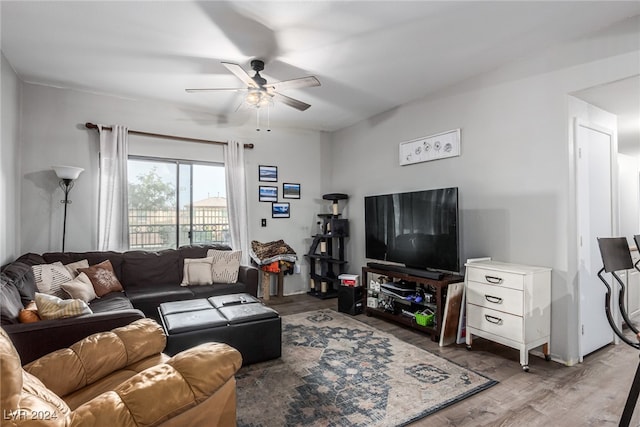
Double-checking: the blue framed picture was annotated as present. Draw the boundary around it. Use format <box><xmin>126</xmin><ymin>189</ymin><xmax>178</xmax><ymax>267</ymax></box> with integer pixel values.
<box><xmin>272</xmin><ymin>202</ymin><xmax>290</xmax><ymax>218</ymax></box>
<box><xmin>282</xmin><ymin>183</ymin><xmax>301</xmax><ymax>199</ymax></box>
<box><xmin>259</xmin><ymin>186</ymin><xmax>278</xmax><ymax>202</ymax></box>
<box><xmin>259</xmin><ymin>165</ymin><xmax>278</xmax><ymax>182</ymax></box>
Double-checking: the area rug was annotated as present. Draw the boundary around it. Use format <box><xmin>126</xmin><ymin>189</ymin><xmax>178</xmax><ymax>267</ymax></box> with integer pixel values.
<box><xmin>236</xmin><ymin>310</ymin><xmax>497</xmax><ymax>427</ymax></box>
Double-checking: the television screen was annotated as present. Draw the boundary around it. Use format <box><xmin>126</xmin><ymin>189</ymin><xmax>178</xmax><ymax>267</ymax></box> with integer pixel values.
<box><xmin>364</xmin><ymin>187</ymin><xmax>459</xmax><ymax>273</ymax></box>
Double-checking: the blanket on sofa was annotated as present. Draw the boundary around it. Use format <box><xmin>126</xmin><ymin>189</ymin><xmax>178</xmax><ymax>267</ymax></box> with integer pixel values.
<box><xmin>250</xmin><ymin>240</ymin><xmax>297</xmax><ymax>266</ymax></box>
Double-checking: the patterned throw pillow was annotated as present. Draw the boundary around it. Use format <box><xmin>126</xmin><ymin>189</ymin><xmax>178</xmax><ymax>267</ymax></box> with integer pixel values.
<box><xmin>181</xmin><ymin>258</ymin><xmax>214</xmax><ymax>286</ymax></box>
<box><xmin>31</xmin><ymin>262</ymin><xmax>74</xmax><ymax>299</ymax></box>
<box><xmin>61</xmin><ymin>272</ymin><xmax>97</xmax><ymax>302</ymax></box>
<box><xmin>77</xmin><ymin>260</ymin><xmax>124</xmax><ymax>297</ymax></box>
<box><xmin>35</xmin><ymin>292</ymin><xmax>92</xmax><ymax>320</ymax></box>
<box><xmin>207</xmin><ymin>250</ymin><xmax>241</xmax><ymax>283</ymax></box>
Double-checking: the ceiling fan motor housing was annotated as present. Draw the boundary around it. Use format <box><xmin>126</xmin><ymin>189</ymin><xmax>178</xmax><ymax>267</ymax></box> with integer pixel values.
<box><xmin>251</xmin><ymin>59</ymin><xmax>265</xmax><ymax>72</ymax></box>
<box><xmin>251</xmin><ymin>60</ymin><xmax>267</xmax><ymax>86</ymax></box>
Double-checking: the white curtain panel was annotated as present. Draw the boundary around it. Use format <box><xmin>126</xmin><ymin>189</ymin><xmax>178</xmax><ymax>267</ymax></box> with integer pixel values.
<box><xmin>224</xmin><ymin>140</ymin><xmax>250</xmax><ymax>265</ymax></box>
<box><xmin>97</xmin><ymin>124</ymin><xmax>129</xmax><ymax>251</ymax></box>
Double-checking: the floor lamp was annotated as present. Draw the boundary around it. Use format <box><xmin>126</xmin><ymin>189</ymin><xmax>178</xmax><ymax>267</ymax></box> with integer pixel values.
<box><xmin>52</xmin><ymin>166</ymin><xmax>84</xmax><ymax>252</ymax></box>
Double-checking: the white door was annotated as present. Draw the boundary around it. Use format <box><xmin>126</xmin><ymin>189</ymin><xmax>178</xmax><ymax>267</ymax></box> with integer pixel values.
<box><xmin>577</xmin><ymin>120</ymin><xmax>617</xmax><ymax>359</ymax></box>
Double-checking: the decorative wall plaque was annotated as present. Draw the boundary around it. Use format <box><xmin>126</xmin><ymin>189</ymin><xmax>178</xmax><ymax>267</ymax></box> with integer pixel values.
<box><xmin>399</xmin><ymin>129</ymin><xmax>460</xmax><ymax>166</ymax></box>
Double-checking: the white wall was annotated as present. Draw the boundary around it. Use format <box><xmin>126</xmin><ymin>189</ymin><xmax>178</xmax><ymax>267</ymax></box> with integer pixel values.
<box><xmin>19</xmin><ymin>82</ymin><xmax>327</xmax><ymax>294</ymax></box>
<box><xmin>618</xmin><ymin>153</ymin><xmax>640</xmax><ymax>239</ymax></box>
<box><xmin>1</xmin><ymin>52</ymin><xmax>21</xmax><ymax>265</ymax></box>
<box><xmin>328</xmin><ymin>20</ymin><xmax>640</xmax><ymax>365</ymax></box>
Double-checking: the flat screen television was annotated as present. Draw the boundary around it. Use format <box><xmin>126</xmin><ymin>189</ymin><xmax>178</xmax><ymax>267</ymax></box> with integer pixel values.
<box><xmin>364</xmin><ymin>187</ymin><xmax>459</xmax><ymax>274</ymax></box>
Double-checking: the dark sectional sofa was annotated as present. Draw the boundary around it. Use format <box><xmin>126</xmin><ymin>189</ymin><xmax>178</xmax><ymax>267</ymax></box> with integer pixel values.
<box><xmin>0</xmin><ymin>244</ymin><xmax>259</xmax><ymax>364</ymax></box>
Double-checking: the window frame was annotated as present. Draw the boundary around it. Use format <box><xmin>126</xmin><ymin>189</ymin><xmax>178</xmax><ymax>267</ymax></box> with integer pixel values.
<box><xmin>127</xmin><ymin>155</ymin><xmax>226</xmax><ymax>250</ymax></box>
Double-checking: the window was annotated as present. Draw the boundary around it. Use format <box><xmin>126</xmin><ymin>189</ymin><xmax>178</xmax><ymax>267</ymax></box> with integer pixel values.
<box><xmin>127</xmin><ymin>157</ymin><xmax>228</xmax><ymax>250</ymax></box>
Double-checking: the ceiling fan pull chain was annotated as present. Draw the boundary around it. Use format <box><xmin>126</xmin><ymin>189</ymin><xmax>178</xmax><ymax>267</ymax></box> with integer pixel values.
<box><xmin>267</xmin><ymin>105</ymin><xmax>271</xmax><ymax>132</ymax></box>
<box><xmin>256</xmin><ymin>108</ymin><xmax>261</xmax><ymax>132</ymax></box>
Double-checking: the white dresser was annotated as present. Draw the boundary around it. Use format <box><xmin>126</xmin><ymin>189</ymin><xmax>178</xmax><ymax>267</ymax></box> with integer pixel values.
<box><xmin>465</xmin><ymin>260</ymin><xmax>551</xmax><ymax>371</ymax></box>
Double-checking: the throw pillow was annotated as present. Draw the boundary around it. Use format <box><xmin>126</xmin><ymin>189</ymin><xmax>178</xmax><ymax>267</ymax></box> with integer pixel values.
<box><xmin>207</xmin><ymin>249</ymin><xmax>241</xmax><ymax>283</ymax></box>
<box><xmin>18</xmin><ymin>300</ymin><xmax>40</xmax><ymax>323</ymax></box>
<box><xmin>34</xmin><ymin>292</ymin><xmax>92</xmax><ymax>320</ymax></box>
<box><xmin>31</xmin><ymin>262</ymin><xmax>74</xmax><ymax>299</ymax></box>
<box><xmin>78</xmin><ymin>260</ymin><xmax>124</xmax><ymax>297</ymax></box>
<box><xmin>61</xmin><ymin>272</ymin><xmax>97</xmax><ymax>302</ymax></box>
<box><xmin>64</xmin><ymin>259</ymin><xmax>89</xmax><ymax>277</ymax></box>
<box><xmin>181</xmin><ymin>257</ymin><xmax>214</xmax><ymax>286</ymax></box>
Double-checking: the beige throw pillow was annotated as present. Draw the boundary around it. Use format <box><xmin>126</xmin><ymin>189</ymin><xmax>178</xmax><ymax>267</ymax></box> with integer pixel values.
<box><xmin>181</xmin><ymin>257</ymin><xmax>214</xmax><ymax>286</ymax></box>
<box><xmin>61</xmin><ymin>272</ymin><xmax>97</xmax><ymax>302</ymax></box>
<box><xmin>31</xmin><ymin>262</ymin><xmax>74</xmax><ymax>299</ymax></box>
<box><xmin>35</xmin><ymin>292</ymin><xmax>92</xmax><ymax>320</ymax></box>
<box><xmin>207</xmin><ymin>249</ymin><xmax>241</xmax><ymax>283</ymax></box>
<box><xmin>64</xmin><ymin>259</ymin><xmax>89</xmax><ymax>277</ymax></box>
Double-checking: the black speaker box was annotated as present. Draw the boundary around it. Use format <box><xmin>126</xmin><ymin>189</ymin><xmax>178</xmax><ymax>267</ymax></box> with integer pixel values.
<box><xmin>338</xmin><ymin>286</ymin><xmax>363</xmax><ymax>315</ymax></box>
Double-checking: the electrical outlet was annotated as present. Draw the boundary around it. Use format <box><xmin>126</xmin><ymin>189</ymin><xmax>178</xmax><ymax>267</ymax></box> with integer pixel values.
<box><xmin>294</xmin><ymin>265</ymin><xmax>301</xmax><ymax>274</ymax></box>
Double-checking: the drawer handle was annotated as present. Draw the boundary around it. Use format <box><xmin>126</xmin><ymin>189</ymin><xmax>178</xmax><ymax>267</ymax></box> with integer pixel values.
<box><xmin>485</xmin><ymin>275</ymin><xmax>503</xmax><ymax>284</ymax></box>
<box><xmin>485</xmin><ymin>314</ymin><xmax>503</xmax><ymax>325</ymax></box>
<box><xmin>485</xmin><ymin>295</ymin><xmax>503</xmax><ymax>304</ymax></box>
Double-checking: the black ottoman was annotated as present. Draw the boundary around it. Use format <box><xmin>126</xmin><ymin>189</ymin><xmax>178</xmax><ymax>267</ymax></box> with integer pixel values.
<box><xmin>159</xmin><ymin>294</ymin><xmax>281</xmax><ymax>365</ymax></box>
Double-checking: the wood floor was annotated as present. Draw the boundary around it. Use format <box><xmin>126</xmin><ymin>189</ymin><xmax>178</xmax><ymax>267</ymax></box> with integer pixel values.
<box><xmin>264</xmin><ymin>293</ymin><xmax>640</xmax><ymax>427</ymax></box>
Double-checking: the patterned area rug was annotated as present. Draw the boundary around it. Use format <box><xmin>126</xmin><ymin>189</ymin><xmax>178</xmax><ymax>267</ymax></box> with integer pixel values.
<box><xmin>236</xmin><ymin>310</ymin><xmax>497</xmax><ymax>427</ymax></box>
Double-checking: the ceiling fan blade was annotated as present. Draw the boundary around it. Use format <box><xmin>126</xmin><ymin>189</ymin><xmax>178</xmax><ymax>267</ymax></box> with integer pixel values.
<box><xmin>273</xmin><ymin>92</ymin><xmax>311</xmax><ymax>111</ymax></box>
<box><xmin>185</xmin><ymin>88</ymin><xmax>245</xmax><ymax>93</ymax></box>
<box><xmin>222</xmin><ymin>62</ymin><xmax>259</xmax><ymax>88</ymax></box>
<box><xmin>265</xmin><ymin>76</ymin><xmax>320</xmax><ymax>92</ymax></box>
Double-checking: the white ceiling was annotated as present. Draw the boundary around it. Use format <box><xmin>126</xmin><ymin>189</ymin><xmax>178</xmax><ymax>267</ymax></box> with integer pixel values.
<box><xmin>2</xmin><ymin>1</ymin><xmax>640</xmax><ymax>133</ymax></box>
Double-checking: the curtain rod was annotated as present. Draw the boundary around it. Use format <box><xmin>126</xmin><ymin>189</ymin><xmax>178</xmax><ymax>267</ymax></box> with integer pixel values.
<box><xmin>84</xmin><ymin>122</ymin><xmax>254</xmax><ymax>149</ymax></box>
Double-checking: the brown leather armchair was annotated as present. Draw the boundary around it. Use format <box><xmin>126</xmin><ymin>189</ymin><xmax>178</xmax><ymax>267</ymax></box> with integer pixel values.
<box><xmin>0</xmin><ymin>318</ymin><xmax>242</xmax><ymax>426</ymax></box>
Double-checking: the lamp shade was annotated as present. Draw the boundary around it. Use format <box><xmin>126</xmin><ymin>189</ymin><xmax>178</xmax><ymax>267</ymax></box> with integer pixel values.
<box><xmin>52</xmin><ymin>166</ymin><xmax>84</xmax><ymax>180</ymax></box>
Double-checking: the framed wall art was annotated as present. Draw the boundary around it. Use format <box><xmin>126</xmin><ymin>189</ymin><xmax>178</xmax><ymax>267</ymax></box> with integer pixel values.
<box><xmin>259</xmin><ymin>165</ymin><xmax>278</xmax><ymax>182</ymax></box>
<box><xmin>259</xmin><ymin>186</ymin><xmax>278</xmax><ymax>202</ymax></box>
<box><xmin>399</xmin><ymin>128</ymin><xmax>461</xmax><ymax>166</ymax></box>
<box><xmin>272</xmin><ymin>202</ymin><xmax>290</xmax><ymax>218</ymax></box>
<box><xmin>282</xmin><ymin>183</ymin><xmax>301</xmax><ymax>199</ymax></box>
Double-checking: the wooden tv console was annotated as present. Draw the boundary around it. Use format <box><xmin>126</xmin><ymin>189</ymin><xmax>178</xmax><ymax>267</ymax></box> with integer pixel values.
<box><xmin>362</xmin><ymin>265</ymin><xmax>464</xmax><ymax>341</ymax></box>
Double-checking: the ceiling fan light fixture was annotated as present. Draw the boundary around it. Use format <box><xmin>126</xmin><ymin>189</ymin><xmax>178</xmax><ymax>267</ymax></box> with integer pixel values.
<box><xmin>246</xmin><ymin>89</ymin><xmax>271</xmax><ymax>108</ymax></box>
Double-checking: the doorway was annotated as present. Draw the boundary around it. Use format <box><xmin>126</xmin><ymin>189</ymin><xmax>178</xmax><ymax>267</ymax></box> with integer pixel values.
<box><xmin>576</xmin><ymin>119</ymin><xmax>617</xmax><ymax>359</ymax></box>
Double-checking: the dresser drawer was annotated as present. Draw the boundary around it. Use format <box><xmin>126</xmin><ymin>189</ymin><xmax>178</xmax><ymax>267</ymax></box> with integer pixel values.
<box><xmin>467</xmin><ymin>267</ymin><xmax>525</xmax><ymax>291</ymax></box>
<box><xmin>467</xmin><ymin>304</ymin><xmax>523</xmax><ymax>342</ymax></box>
<box><xmin>466</xmin><ymin>281</ymin><xmax>523</xmax><ymax>316</ymax></box>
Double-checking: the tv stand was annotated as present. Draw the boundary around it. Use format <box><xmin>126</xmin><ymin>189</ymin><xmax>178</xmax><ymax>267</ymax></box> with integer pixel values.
<box><xmin>362</xmin><ymin>265</ymin><xmax>464</xmax><ymax>342</ymax></box>
<box><xmin>366</xmin><ymin>262</ymin><xmax>444</xmax><ymax>280</ymax></box>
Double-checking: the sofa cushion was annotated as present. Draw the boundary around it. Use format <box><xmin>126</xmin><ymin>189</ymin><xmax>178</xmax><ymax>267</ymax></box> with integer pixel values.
<box><xmin>0</xmin><ymin>273</ymin><xmax>23</xmax><ymax>325</ymax></box>
<box><xmin>127</xmin><ymin>286</ymin><xmax>195</xmax><ymax>304</ymax></box>
<box><xmin>1</xmin><ymin>261</ymin><xmax>37</xmax><ymax>306</ymax></box>
<box><xmin>43</xmin><ymin>251</ymin><xmax>124</xmax><ymax>282</ymax></box>
<box><xmin>14</xmin><ymin>252</ymin><xmax>46</xmax><ymax>266</ymax></box>
<box><xmin>122</xmin><ymin>249</ymin><xmax>180</xmax><ymax>289</ymax></box>
<box><xmin>126</xmin><ymin>285</ymin><xmax>195</xmax><ymax>321</ymax></box>
<box><xmin>187</xmin><ymin>283</ymin><xmax>249</xmax><ymax>298</ymax></box>
<box><xmin>89</xmin><ymin>292</ymin><xmax>135</xmax><ymax>313</ymax></box>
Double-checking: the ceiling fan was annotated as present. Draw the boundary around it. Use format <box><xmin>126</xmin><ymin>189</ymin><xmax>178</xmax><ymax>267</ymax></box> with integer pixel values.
<box><xmin>186</xmin><ymin>60</ymin><xmax>320</xmax><ymax>111</ymax></box>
